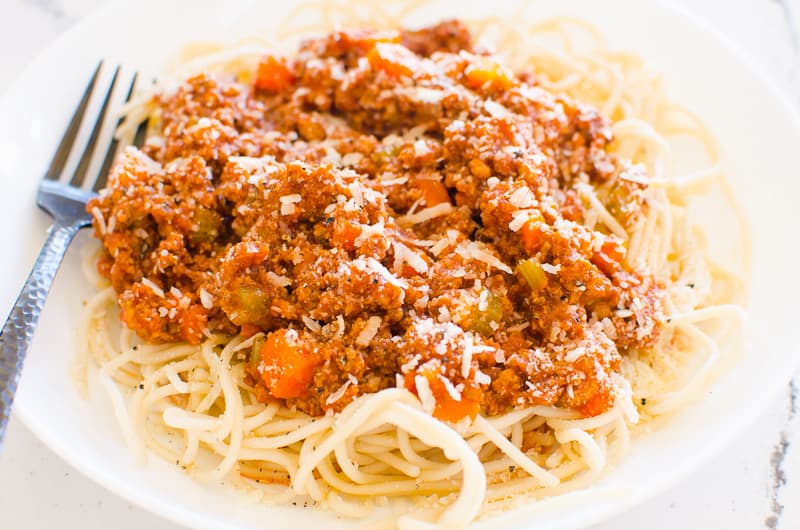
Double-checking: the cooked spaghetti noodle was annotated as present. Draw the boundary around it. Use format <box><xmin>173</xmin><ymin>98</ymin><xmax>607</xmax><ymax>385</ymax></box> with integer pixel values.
<box><xmin>78</xmin><ymin>5</ymin><xmax>748</xmax><ymax>530</ymax></box>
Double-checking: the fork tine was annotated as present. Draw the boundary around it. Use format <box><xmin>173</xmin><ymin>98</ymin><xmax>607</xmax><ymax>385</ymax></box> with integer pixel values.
<box><xmin>94</xmin><ymin>72</ymin><xmax>139</xmax><ymax>192</ymax></box>
<box><xmin>69</xmin><ymin>65</ymin><xmax>121</xmax><ymax>188</ymax></box>
<box><xmin>133</xmin><ymin>119</ymin><xmax>149</xmax><ymax>149</ymax></box>
<box><xmin>43</xmin><ymin>61</ymin><xmax>103</xmax><ymax>181</ymax></box>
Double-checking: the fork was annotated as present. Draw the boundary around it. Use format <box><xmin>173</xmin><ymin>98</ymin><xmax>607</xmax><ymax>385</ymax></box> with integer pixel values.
<box><xmin>0</xmin><ymin>62</ymin><xmax>146</xmax><ymax>447</ymax></box>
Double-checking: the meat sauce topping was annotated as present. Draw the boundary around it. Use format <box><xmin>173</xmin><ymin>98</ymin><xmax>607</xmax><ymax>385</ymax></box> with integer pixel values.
<box><xmin>89</xmin><ymin>20</ymin><xmax>663</xmax><ymax>421</ymax></box>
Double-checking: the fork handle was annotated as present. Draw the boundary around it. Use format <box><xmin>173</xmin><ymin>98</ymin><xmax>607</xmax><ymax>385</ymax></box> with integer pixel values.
<box><xmin>0</xmin><ymin>221</ymin><xmax>84</xmax><ymax>447</ymax></box>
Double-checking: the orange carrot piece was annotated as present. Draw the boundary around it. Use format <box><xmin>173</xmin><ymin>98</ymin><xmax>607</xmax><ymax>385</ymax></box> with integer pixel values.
<box><xmin>255</xmin><ymin>55</ymin><xmax>295</xmax><ymax>92</ymax></box>
<box><xmin>404</xmin><ymin>370</ymin><xmax>480</xmax><ymax>422</ymax></box>
<box><xmin>368</xmin><ymin>42</ymin><xmax>420</xmax><ymax>77</ymax></box>
<box><xmin>520</xmin><ymin>217</ymin><xmax>545</xmax><ymax>254</ymax></box>
<box><xmin>577</xmin><ymin>384</ymin><xmax>615</xmax><ymax>417</ymax></box>
<box><xmin>334</xmin><ymin>220</ymin><xmax>362</xmax><ymax>251</ymax></box>
<box><xmin>417</xmin><ymin>179</ymin><xmax>450</xmax><ymax>207</ymax></box>
<box><xmin>259</xmin><ymin>329</ymin><xmax>319</xmax><ymax>399</ymax></box>
<box><xmin>464</xmin><ymin>57</ymin><xmax>514</xmax><ymax>89</ymax></box>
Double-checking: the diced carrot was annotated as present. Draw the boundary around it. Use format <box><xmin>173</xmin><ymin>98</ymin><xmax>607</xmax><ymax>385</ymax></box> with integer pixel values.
<box><xmin>591</xmin><ymin>239</ymin><xmax>625</xmax><ymax>277</ymax></box>
<box><xmin>367</xmin><ymin>42</ymin><xmax>420</xmax><ymax>77</ymax></box>
<box><xmin>400</xmin><ymin>264</ymin><xmax>419</xmax><ymax>278</ymax></box>
<box><xmin>259</xmin><ymin>329</ymin><xmax>319</xmax><ymax>399</ymax></box>
<box><xmin>601</xmin><ymin>239</ymin><xmax>625</xmax><ymax>262</ymax></box>
<box><xmin>520</xmin><ymin>215</ymin><xmax>545</xmax><ymax>254</ymax></box>
<box><xmin>577</xmin><ymin>384</ymin><xmax>614</xmax><ymax>417</ymax></box>
<box><xmin>432</xmin><ymin>387</ymin><xmax>480</xmax><ymax>422</ymax></box>
<box><xmin>464</xmin><ymin>57</ymin><xmax>514</xmax><ymax>90</ymax></box>
<box><xmin>404</xmin><ymin>370</ymin><xmax>480</xmax><ymax>422</ymax></box>
<box><xmin>416</xmin><ymin>179</ymin><xmax>450</xmax><ymax>207</ymax></box>
<box><xmin>179</xmin><ymin>305</ymin><xmax>207</xmax><ymax>345</ymax></box>
<box><xmin>334</xmin><ymin>220</ymin><xmax>362</xmax><ymax>251</ymax></box>
<box><xmin>255</xmin><ymin>55</ymin><xmax>295</xmax><ymax>93</ymax></box>
<box><xmin>240</xmin><ymin>323</ymin><xmax>262</xmax><ymax>338</ymax></box>
<box><xmin>468</xmin><ymin>158</ymin><xmax>491</xmax><ymax>179</ymax></box>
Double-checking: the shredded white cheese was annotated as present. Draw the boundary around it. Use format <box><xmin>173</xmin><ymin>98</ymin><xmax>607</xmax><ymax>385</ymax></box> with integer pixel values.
<box><xmin>279</xmin><ymin>194</ymin><xmax>302</xmax><ymax>215</ymax></box>
<box><xmin>461</xmin><ymin>334</ymin><xmax>474</xmax><ymax>379</ymax></box>
<box><xmin>356</xmin><ymin>316</ymin><xmax>382</xmax><ymax>346</ymax></box>
<box><xmin>414</xmin><ymin>375</ymin><xmax>437</xmax><ymax>414</ymax></box>
<box><xmin>414</xmin><ymin>140</ymin><xmax>431</xmax><ymax>157</ymax></box>
<box><xmin>541</xmin><ymin>263</ymin><xmax>561</xmax><ymax>274</ymax></box>
<box><xmin>91</xmin><ymin>207</ymin><xmax>107</xmax><ymax>235</ymax></box>
<box><xmin>341</xmin><ymin>152</ymin><xmax>363</xmax><ymax>166</ymax></box>
<box><xmin>356</xmin><ymin>257</ymin><xmax>409</xmax><ymax>290</ymax></box>
<box><xmin>509</xmin><ymin>210</ymin><xmax>532</xmax><ymax>232</ymax></box>
<box><xmin>455</xmin><ymin>241</ymin><xmax>512</xmax><ymax>273</ymax></box>
<box><xmin>474</xmin><ymin>370</ymin><xmax>491</xmax><ymax>385</ymax></box>
<box><xmin>484</xmin><ymin>100</ymin><xmax>509</xmax><ymax>118</ymax></box>
<box><xmin>267</xmin><ymin>271</ymin><xmax>292</xmax><ymax>287</ymax></box>
<box><xmin>325</xmin><ymin>374</ymin><xmax>358</xmax><ymax>406</ymax></box>
<box><xmin>401</xmin><ymin>354</ymin><xmax>422</xmax><ymax>373</ymax></box>
<box><xmin>392</xmin><ymin>242</ymin><xmax>429</xmax><ymax>274</ymax></box>
<box><xmin>199</xmin><ymin>288</ymin><xmax>214</xmax><ymax>309</ymax></box>
<box><xmin>509</xmin><ymin>186</ymin><xmax>537</xmax><ymax>208</ymax></box>
<box><xmin>439</xmin><ymin>375</ymin><xmax>462</xmax><ymax>402</ymax></box>
<box><xmin>398</xmin><ymin>202</ymin><xmax>454</xmax><ymax>225</ymax></box>
<box><xmin>302</xmin><ymin>316</ymin><xmax>321</xmax><ymax>333</ymax></box>
<box><xmin>354</xmin><ymin>220</ymin><xmax>385</xmax><ymax>247</ymax></box>
<box><xmin>348</xmin><ymin>181</ymin><xmax>364</xmax><ymax>204</ymax></box>
<box><xmin>141</xmin><ymin>277</ymin><xmax>165</xmax><ymax>298</ymax></box>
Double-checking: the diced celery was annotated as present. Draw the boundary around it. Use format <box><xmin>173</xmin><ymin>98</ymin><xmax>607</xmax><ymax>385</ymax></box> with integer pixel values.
<box><xmin>471</xmin><ymin>289</ymin><xmax>504</xmax><ymax>336</ymax></box>
<box><xmin>518</xmin><ymin>258</ymin><xmax>547</xmax><ymax>291</ymax></box>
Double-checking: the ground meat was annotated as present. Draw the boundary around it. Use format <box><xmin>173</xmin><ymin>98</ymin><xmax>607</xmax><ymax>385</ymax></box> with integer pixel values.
<box><xmin>88</xmin><ymin>21</ymin><xmax>664</xmax><ymax>420</ymax></box>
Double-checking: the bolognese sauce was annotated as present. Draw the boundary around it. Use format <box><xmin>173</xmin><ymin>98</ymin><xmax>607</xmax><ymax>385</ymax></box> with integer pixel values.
<box><xmin>88</xmin><ymin>20</ymin><xmax>664</xmax><ymax>422</ymax></box>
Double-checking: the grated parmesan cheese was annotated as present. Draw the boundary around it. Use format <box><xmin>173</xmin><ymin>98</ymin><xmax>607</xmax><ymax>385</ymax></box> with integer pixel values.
<box><xmin>341</xmin><ymin>152</ymin><xmax>363</xmax><ymax>166</ymax></box>
<box><xmin>325</xmin><ymin>374</ymin><xmax>358</xmax><ymax>406</ymax></box>
<box><xmin>414</xmin><ymin>375</ymin><xmax>437</xmax><ymax>414</ymax></box>
<box><xmin>398</xmin><ymin>202</ymin><xmax>453</xmax><ymax>225</ymax></box>
<box><xmin>91</xmin><ymin>207</ymin><xmax>107</xmax><ymax>235</ymax></box>
<box><xmin>279</xmin><ymin>194</ymin><xmax>302</xmax><ymax>215</ymax></box>
<box><xmin>354</xmin><ymin>220</ymin><xmax>385</xmax><ymax>247</ymax></box>
<box><xmin>141</xmin><ymin>277</ymin><xmax>165</xmax><ymax>298</ymax></box>
<box><xmin>508</xmin><ymin>210</ymin><xmax>532</xmax><ymax>232</ymax></box>
<box><xmin>509</xmin><ymin>186</ymin><xmax>536</xmax><ymax>208</ymax></box>
<box><xmin>401</xmin><ymin>355</ymin><xmax>422</xmax><ymax>374</ymax></box>
<box><xmin>461</xmin><ymin>334</ymin><xmax>474</xmax><ymax>379</ymax></box>
<box><xmin>355</xmin><ymin>257</ymin><xmax>409</xmax><ymax>290</ymax></box>
<box><xmin>541</xmin><ymin>263</ymin><xmax>561</xmax><ymax>274</ymax></box>
<box><xmin>199</xmin><ymin>288</ymin><xmax>214</xmax><ymax>309</ymax></box>
<box><xmin>484</xmin><ymin>100</ymin><xmax>509</xmax><ymax>118</ymax></box>
<box><xmin>438</xmin><ymin>375</ymin><xmax>462</xmax><ymax>402</ymax></box>
<box><xmin>474</xmin><ymin>370</ymin><xmax>491</xmax><ymax>385</ymax></box>
<box><xmin>302</xmin><ymin>316</ymin><xmax>321</xmax><ymax>333</ymax></box>
<box><xmin>356</xmin><ymin>316</ymin><xmax>382</xmax><ymax>346</ymax></box>
<box><xmin>348</xmin><ymin>181</ymin><xmax>364</xmax><ymax>204</ymax></box>
<box><xmin>455</xmin><ymin>241</ymin><xmax>512</xmax><ymax>273</ymax></box>
<box><xmin>414</xmin><ymin>140</ymin><xmax>431</xmax><ymax>157</ymax></box>
<box><xmin>392</xmin><ymin>241</ymin><xmax>429</xmax><ymax>274</ymax></box>
<box><xmin>267</xmin><ymin>271</ymin><xmax>292</xmax><ymax>287</ymax></box>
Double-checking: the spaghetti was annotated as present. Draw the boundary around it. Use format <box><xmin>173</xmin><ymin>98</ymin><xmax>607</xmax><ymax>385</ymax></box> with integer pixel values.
<box><xmin>79</xmin><ymin>6</ymin><xmax>747</xmax><ymax>530</ymax></box>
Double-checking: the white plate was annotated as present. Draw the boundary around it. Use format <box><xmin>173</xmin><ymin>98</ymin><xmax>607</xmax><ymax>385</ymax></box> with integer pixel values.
<box><xmin>1</xmin><ymin>0</ymin><xmax>799</xmax><ymax>529</ymax></box>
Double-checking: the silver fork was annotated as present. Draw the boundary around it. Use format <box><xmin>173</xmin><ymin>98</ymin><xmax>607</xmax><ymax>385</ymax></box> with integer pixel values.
<box><xmin>0</xmin><ymin>62</ymin><xmax>147</xmax><ymax>447</ymax></box>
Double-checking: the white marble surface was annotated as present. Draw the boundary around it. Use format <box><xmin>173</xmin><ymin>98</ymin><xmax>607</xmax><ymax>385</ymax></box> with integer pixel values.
<box><xmin>0</xmin><ymin>0</ymin><xmax>799</xmax><ymax>529</ymax></box>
